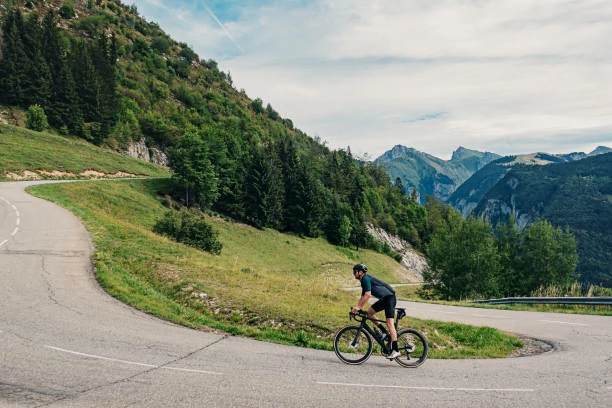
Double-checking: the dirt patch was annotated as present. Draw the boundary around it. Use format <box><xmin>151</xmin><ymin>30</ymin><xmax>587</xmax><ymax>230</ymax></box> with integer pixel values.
<box><xmin>510</xmin><ymin>336</ymin><xmax>554</xmax><ymax>357</ymax></box>
<box><xmin>4</xmin><ymin>169</ymin><xmax>140</xmax><ymax>180</ymax></box>
<box><xmin>5</xmin><ymin>171</ymin><xmax>42</xmax><ymax>180</ymax></box>
<box><xmin>38</xmin><ymin>170</ymin><xmax>77</xmax><ymax>178</ymax></box>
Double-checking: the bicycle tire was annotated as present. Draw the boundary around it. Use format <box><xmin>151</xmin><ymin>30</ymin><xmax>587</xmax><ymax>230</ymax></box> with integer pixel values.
<box><xmin>394</xmin><ymin>328</ymin><xmax>428</xmax><ymax>368</ymax></box>
<box><xmin>334</xmin><ymin>325</ymin><xmax>373</xmax><ymax>365</ymax></box>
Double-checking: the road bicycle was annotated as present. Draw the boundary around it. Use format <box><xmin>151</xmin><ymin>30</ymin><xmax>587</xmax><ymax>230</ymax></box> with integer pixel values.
<box><xmin>334</xmin><ymin>308</ymin><xmax>428</xmax><ymax>367</ymax></box>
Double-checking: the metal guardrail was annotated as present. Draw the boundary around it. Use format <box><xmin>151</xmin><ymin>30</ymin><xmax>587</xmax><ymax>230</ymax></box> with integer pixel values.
<box><xmin>473</xmin><ymin>297</ymin><xmax>612</xmax><ymax>306</ymax></box>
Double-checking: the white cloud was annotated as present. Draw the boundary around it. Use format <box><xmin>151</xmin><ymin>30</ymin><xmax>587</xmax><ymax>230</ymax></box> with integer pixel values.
<box><xmin>128</xmin><ymin>0</ymin><xmax>612</xmax><ymax>159</ymax></box>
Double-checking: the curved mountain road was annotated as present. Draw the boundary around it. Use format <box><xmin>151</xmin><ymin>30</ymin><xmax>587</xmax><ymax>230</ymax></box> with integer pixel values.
<box><xmin>1</xmin><ymin>181</ymin><xmax>610</xmax><ymax>407</ymax></box>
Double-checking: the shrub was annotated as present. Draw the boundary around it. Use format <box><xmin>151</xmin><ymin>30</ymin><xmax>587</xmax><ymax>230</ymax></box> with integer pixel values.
<box><xmin>151</xmin><ymin>36</ymin><xmax>171</xmax><ymax>54</ymax></box>
<box><xmin>26</xmin><ymin>105</ymin><xmax>49</xmax><ymax>131</ymax></box>
<box><xmin>59</xmin><ymin>1</ymin><xmax>76</xmax><ymax>19</ymax></box>
<box><xmin>153</xmin><ymin>209</ymin><xmax>222</xmax><ymax>254</ymax></box>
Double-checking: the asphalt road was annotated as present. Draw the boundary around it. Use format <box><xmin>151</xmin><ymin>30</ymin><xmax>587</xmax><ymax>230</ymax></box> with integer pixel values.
<box><xmin>1</xmin><ymin>181</ymin><xmax>611</xmax><ymax>408</ymax></box>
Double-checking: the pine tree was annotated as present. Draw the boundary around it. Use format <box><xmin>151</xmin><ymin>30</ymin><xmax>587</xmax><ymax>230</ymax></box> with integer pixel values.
<box><xmin>245</xmin><ymin>142</ymin><xmax>285</xmax><ymax>229</ymax></box>
<box><xmin>0</xmin><ymin>10</ymin><xmax>27</xmax><ymax>105</ymax></box>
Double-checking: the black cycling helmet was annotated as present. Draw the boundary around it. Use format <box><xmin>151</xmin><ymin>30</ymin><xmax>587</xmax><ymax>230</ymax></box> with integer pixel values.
<box><xmin>353</xmin><ymin>263</ymin><xmax>368</xmax><ymax>273</ymax></box>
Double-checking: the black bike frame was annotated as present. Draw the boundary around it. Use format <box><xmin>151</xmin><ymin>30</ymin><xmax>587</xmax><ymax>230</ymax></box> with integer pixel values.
<box><xmin>352</xmin><ymin>313</ymin><xmax>391</xmax><ymax>354</ymax></box>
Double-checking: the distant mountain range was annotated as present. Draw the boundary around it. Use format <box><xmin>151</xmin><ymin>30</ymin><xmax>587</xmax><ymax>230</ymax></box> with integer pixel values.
<box><xmin>448</xmin><ymin>147</ymin><xmax>612</xmax><ymax>217</ymax></box>
<box><xmin>374</xmin><ymin>145</ymin><xmax>501</xmax><ymax>204</ymax></box>
<box><xmin>472</xmin><ymin>152</ymin><xmax>612</xmax><ymax>287</ymax></box>
<box><xmin>375</xmin><ymin>145</ymin><xmax>612</xmax><ymax>287</ymax></box>
<box><xmin>376</xmin><ymin>145</ymin><xmax>611</xmax><ymax>208</ymax></box>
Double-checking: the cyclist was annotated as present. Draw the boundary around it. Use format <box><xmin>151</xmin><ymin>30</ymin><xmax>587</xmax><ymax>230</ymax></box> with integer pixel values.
<box><xmin>351</xmin><ymin>263</ymin><xmax>400</xmax><ymax>359</ymax></box>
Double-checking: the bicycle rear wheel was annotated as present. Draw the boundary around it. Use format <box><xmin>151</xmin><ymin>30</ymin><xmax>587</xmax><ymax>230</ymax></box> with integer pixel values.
<box><xmin>394</xmin><ymin>328</ymin><xmax>428</xmax><ymax>368</ymax></box>
<box><xmin>334</xmin><ymin>325</ymin><xmax>373</xmax><ymax>365</ymax></box>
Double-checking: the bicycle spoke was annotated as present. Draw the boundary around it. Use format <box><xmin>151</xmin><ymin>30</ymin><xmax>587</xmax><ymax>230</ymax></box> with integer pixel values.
<box><xmin>334</xmin><ymin>326</ymin><xmax>373</xmax><ymax>365</ymax></box>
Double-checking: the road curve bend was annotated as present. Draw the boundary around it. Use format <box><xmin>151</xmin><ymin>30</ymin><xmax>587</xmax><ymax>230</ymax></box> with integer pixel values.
<box><xmin>1</xmin><ymin>181</ymin><xmax>611</xmax><ymax>408</ymax></box>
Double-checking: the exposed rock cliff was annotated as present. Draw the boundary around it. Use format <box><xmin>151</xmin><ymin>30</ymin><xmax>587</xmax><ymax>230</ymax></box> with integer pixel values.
<box><xmin>124</xmin><ymin>138</ymin><xmax>168</xmax><ymax>167</ymax></box>
<box><xmin>366</xmin><ymin>223</ymin><xmax>427</xmax><ymax>280</ymax></box>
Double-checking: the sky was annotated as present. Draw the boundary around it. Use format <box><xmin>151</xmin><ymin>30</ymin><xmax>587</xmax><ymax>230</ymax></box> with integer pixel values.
<box><xmin>127</xmin><ymin>0</ymin><xmax>612</xmax><ymax>160</ymax></box>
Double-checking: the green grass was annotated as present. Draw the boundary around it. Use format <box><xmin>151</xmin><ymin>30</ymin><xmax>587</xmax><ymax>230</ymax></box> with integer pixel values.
<box><xmin>2</xmin><ymin>123</ymin><xmax>526</xmax><ymax>358</ymax></box>
<box><xmin>0</xmin><ymin>124</ymin><xmax>169</xmax><ymax>179</ymax></box>
<box><xmin>28</xmin><ymin>178</ymin><xmax>524</xmax><ymax>358</ymax></box>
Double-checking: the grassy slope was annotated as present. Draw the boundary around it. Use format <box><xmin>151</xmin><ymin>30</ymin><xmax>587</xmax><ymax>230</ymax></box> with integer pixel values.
<box><xmin>28</xmin><ymin>179</ymin><xmax>522</xmax><ymax>359</ymax></box>
<box><xmin>3</xmin><ymin>124</ymin><xmax>523</xmax><ymax>358</ymax></box>
<box><xmin>0</xmin><ymin>124</ymin><xmax>169</xmax><ymax>179</ymax></box>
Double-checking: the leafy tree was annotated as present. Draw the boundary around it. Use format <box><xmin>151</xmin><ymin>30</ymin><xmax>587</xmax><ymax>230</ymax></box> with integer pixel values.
<box><xmin>250</xmin><ymin>98</ymin><xmax>265</xmax><ymax>114</ymax></box>
<box><xmin>26</xmin><ymin>104</ymin><xmax>48</xmax><ymax>131</ymax></box>
<box><xmin>59</xmin><ymin>1</ymin><xmax>76</xmax><ymax>19</ymax></box>
<box><xmin>167</xmin><ymin>130</ymin><xmax>219</xmax><ymax>208</ymax></box>
<box><xmin>338</xmin><ymin>215</ymin><xmax>352</xmax><ymax>247</ymax></box>
<box><xmin>424</xmin><ymin>211</ymin><xmax>501</xmax><ymax>300</ymax></box>
<box><xmin>151</xmin><ymin>36</ymin><xmax>171</xmax><ymax>54</ymax></box>
<box><xmin>323</xmin><ymin>195</ymin><xmax>354</xmax><ymax>246</ymax></box>
<box><xmin>495</xmin><ymin>215</ymin><xmax>523</xmax><ymax>296</ymax></box>
<box><xmin>520</xmin><ymin>219</ymin><xmax>578</xmax><ymax>291</ymax></box>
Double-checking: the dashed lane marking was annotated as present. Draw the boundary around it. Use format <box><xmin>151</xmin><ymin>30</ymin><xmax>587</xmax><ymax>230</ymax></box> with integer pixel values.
<box><xmin>0</xmin><ymin>196</ymin><xmax>20</xmax><ymax>248</ymax></box>
<box><xmin>317</xmin><ymin>381</ymin><xmax>534</xmax><ymax>392</ymax></box>
<box><xmin>539</xmin><ymin>320</ymin><xmax>587</xmax><ymax>327</ymax></box>
<box><xmin>45</xmin><ymin>345</ymin><xmax>222</xmax><ymax>376</ymax></box>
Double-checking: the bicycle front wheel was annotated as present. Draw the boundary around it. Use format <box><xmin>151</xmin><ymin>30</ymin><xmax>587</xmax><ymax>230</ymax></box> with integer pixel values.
<box><xmin>394</xmin><ymin>328</ymin><xmax>428</xmax><ymax>368</ymax></box>
<box><xmin>334</xmin><ymin>325</ymin><xmax>373</xmax><ymax>365</ymax></box>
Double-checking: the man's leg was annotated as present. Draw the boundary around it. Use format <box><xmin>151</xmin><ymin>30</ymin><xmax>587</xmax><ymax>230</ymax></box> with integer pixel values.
<box><xmin>385</xmin><ymin>317</ymin><xmax>397</xmax><ymax>342</ymax></box>
<box><xmin>385</xmin><ymin>296</ymin><xmax>400</xmax><ymax>356</ymax></box>
<box><xmin>366</xmin><ymin>307</ymin><xmax>377</xmax><ymax>321</ymax></box>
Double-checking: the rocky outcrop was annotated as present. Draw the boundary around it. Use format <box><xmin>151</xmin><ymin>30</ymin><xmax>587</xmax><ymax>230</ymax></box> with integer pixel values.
<box><xmin>366</xmin><ymin>223</ymin><xmax>427</xmax><ymax>279</ymax></box>
<box><xmin>124</xmin><ymin>138</ymin><xmax>168</xmax><ymax>167</ymax></box>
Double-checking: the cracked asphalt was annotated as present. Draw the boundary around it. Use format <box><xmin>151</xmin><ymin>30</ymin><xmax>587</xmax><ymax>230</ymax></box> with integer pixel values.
<box><xmin>1</xmin><ymin>181</ymin><xmax>611</xmax><ymax>408</ymax></box>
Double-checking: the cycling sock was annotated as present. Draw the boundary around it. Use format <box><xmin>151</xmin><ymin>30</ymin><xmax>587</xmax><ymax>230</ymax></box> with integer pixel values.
<box><xmin>392</xmin><ymin>341</ymin><xmax>399</xmax><ymax>351</ymax></box>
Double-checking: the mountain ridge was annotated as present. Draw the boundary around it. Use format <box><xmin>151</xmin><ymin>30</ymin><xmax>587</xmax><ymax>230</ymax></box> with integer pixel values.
<box><xmin>448</xmin><ymin>146</ymin><xmax>612</xmax><ymax>217</ymax></box>
<box><xmin>472</xmin><ymin>152</ymin><xmax>612</xmax><ymax>287</ymax></box>
<box><xmin>374</xmin><ymin>145</ymin><xmax>501</xmax><ymax>204</ymax></box>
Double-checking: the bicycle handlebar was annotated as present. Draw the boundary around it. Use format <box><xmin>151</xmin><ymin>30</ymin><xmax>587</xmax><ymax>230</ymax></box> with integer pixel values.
<box><xmin>349</xmin><ymin>307</ymin><xmax>407</xmax><ymax>323</ymax></box>
<box><xmin>349</xmin><ymin>309</ymin><xmax>368</xmax><ymax>322</ymax></box>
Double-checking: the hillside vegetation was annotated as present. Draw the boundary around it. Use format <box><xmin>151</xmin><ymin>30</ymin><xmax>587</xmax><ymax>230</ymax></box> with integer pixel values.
<box><xmin>448</xmin><ymin>149</ymin><xmax>612</xmax><ymax>217</ymax></box>
<box><xmin>28</xmin><ymin>178</ymin><xmax>523</xmax><ymax>358</ymax></box>
<box><xmin>0</xmin><ymin>116</ymin><xmax>523</xmax><ymax>357</ymax></box>
<box><xmin>1</xmin><ymin>0</ymin><xmax>604</xmax><ymax>307</ymax></box>
<box><xmin>474</xmin><ymin>153</ymin><xmax>612</xmax><ymax>287</ymax></box>
<box><xmin>0</xmin><ymin>0</ymin><xmax>432</xmax><ymax>254</ymax></box>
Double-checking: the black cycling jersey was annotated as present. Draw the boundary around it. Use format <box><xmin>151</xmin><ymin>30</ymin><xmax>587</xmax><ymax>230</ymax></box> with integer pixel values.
<box><xmin>360</xmin><ymin>274</ymin><xmax>395</xmax><ymax>299</ymax></box>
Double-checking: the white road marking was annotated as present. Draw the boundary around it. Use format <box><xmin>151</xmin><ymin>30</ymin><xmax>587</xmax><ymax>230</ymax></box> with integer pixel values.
<box><xmin>0</xmin><ymin>196</ymin><xmax>20</xmax><ymax>247</ymax></box>
<box><xmin>45</xmin><ymin>345</ymin><xmax>222</xmax><ymax>376</ymax></box>
<box><xmin>539</xmin><ymin>320</ymin><xmax>587</xmax><ymax>327</ymax></box>
<box><xmin>317</xmin><ymin>381</ymin><xmax>534</xmax><ymax>392</ymax></box>
<box><xmin>472</xmin><ymin>314</ymin><xmax>511</xmax><ymax>319</ymax></box>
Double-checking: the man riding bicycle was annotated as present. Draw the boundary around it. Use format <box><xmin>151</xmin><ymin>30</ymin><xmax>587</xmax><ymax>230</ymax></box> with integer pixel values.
<box><xmin>351</xmin><ymin>263</ymin><xmax>400</xmax><ymax>359</ymax></box>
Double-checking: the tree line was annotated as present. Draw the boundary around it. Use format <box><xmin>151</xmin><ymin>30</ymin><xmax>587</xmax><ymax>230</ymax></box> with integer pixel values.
<box><xmin>422</xmin><ymin>202</ymin><xmax>579</xmax><ymax>300</ymax></box>
<box><xmin>165</xmin><ymin>124</ymin><xmax>427</xmax><ymax>255</ymax></box>
<box><xmin>0</xmin><ymin>8</ymin><xmax>117</xmax><ymax>143</ymax></box>
<box><xmin>0</xmin><ymin>2</ymin><xmax>582</xmax><ymax>299</ymax></box>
